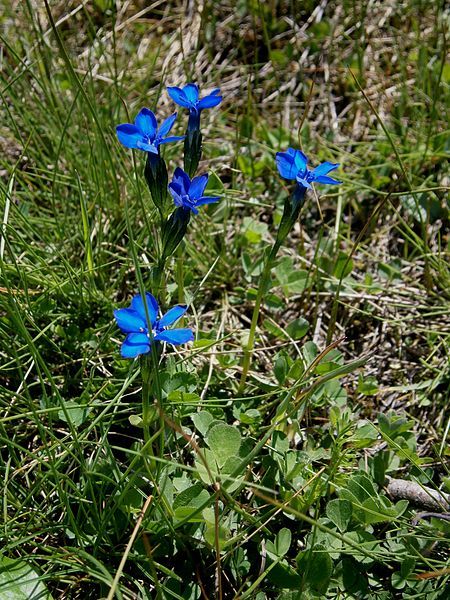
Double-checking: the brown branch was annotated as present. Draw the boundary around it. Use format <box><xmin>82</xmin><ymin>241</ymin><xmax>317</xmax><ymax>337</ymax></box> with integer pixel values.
<box><xmin>385</xmin><ymin>476</ymin><xmax>449</xmax><ymax>511</ymax></box>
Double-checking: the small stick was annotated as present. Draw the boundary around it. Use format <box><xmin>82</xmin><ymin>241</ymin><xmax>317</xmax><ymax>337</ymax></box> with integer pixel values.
<box><xmin>385</xmin><ymin>477</ymin><xmax>449</xmax><ymax>512</ymax></box>
<box><xmin>106</xmin><ymin>494</ymin><xmax>154</xmax><ymax>600</ymax></box>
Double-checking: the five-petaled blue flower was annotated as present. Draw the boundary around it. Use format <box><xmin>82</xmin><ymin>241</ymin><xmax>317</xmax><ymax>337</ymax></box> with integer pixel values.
<box><xmin>167</xmin><ymin>83</ymin><xmax>222</xmax><ymax>115</ymax></box>
<box><xmin>168</xmin><ymin>167</ymin><xmax>220</xmax><ymax>215</ymax></box>
<box><xmin>114</xmin><ymin>292</ymin><xmax>194</xmax><ymax>358</ymax></box>
<box><xmin>116</xmin><ymin>108</ymin><xmax>184</xmax><ymax>154</ymax></box>
<box><xmin>276</xmin><ymin>148</ymin><xmax>341</xmax><ymax>189</ymax></box>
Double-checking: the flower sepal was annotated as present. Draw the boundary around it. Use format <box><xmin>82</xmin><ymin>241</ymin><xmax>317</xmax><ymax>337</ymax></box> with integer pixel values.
<box><xmin>161</xmin><ymin>206</ymin><xmax>191</xmax><ymax>259</ymax></box>
<box><xmin>144</xmin><ymin>152</ymin><xmax>168</xmax><ymax>214</ymax></box>
<box><xmin>184</xmin><ymin>127</ymin><xmax>202</xmax><ymax>178</ymax></box>
<box><xmin>275</xmin><ymin>185</ymin><xmax>308</xmax><ymax>245</ymax></box>
<box><xmin>139</xmin><ymin>347</ymin><xmax>162</xmax><ymax>382</ymax></box>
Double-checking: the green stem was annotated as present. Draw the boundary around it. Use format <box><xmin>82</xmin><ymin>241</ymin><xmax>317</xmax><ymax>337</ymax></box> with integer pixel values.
<box><xmin>176</xmin><ymin>244</ymin><xmax>185</xmax><ymax>304</ymax></box>
<box><xmin>238</xmin><ymin>241</ymin><xmax>281</xmax><ymax>394</ymax></box>
<box><xmin>141</xmin><ymin>355</ymin><xmax>153</xmax><ymax>449</ymax></box>
<box><xmin>152</xmin><ymin>257</ymin><xmax>167</xmax><ymax>309</ymax></box>
<box><xmin>140</xmin><ymin>347</ymin><xmax>165</xmax><ymax>471</ymax></box>
<box><xmin>150</xmin><ymin>342</ymin><xmax>165</xmax><ymax>468</ymax></box>
<box><xmin>238</xmin><ymin>184</ymin><xmax>307</xmax><ymax>393</ymax></box>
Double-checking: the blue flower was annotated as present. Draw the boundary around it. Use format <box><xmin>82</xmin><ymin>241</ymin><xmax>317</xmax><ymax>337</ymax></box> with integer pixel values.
<box><xmin>116</xmin><ymin>108</ymin><xmax>184</xmax><ymax>154</ymax></box>
<box><xmin>114</xmin><ymin>292</ymin><xmax>194</xmax><ymax>358</ymax></box>
<box><xmin>168</xmin><ymin>167</ymin><xmax>220</xmax><ymax>215</ymax></box>
<box><xmin>167</xmin><ymin>83</ymin><xmax>222</xmax><ymax>115</ymax></box>
<box><xmin>276</xmin><ymin>148</ymin><xmax>341</xmax><ymax>189</ymax></box>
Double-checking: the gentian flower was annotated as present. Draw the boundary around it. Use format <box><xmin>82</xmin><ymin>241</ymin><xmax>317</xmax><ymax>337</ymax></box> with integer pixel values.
<box><xmin>116</xmin><ymin>108</ymin><xmax>184</xmax><ymax>154</ymax></box>
<box><xmin>168</xmin><ymin>167</ymin><xmax>220</xmax><ymax>215</ymax></box>
<box><xmin>167</xmin><ymin>83</ymin><xmax>222</xmax><ymax>176</ymax></box>
<box><xmin>114</xmin><ymin>292</ymin><xmax>194</xmax><ymax>358</ymax></box>
<box><xmin>167</xmin><ymin>83</ymin><xmax>222</xmax><ymax>117</ymax></box>
<box><xmin>276</xmin><ymin>148</ymin><xmax>341</xmax><ymax>189</ymax></box>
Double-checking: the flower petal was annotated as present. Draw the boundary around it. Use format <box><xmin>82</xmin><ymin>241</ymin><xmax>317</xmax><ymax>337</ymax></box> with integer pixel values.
<box><xmin>314</xmin><ymin>175</ymin><xmax>342</xmax><ymax>185</ymax></box>
<box><xmin>172</xmin><ymin>167</ymin><xmax>191</xmax><ymax>193</ymax></box>
<box><xmin>126</xmin><ymin>332</ymin><xmax>150</xmax><ymax>345</ymax></box>
<box><xmin>155</xmin><ymin>328</ymin><xmax>194</xmax><ymax>345</ymax></box>
<box><xmin>121</xmin><ymin>339</ymin><xmax>150</xmax><ymax>358</ymax></box>
<box><xmin>293</xmin><ymin>149</ymin><xmax>308</xmax><ymax>172</ymax></box>
<box><xmin>158</xmin><ymin>304</ymin><xmax>188</xmax><ymax>327</ymax></box>
<box><xmin>134</xmin><ymin>108</ymin><xmax>157</xmax><ymax>137</ymax></box>
<box><xmin>168</xmin><ymin>182</ymin><xmax>184</xmax><ymax>206</ymax></box>
<box><xmin>312</xmin><ymin>161</ymin><xmax>339</xmax><ymax>177</ymax></box>
<box><xmin>295</xmin><ymin>175</ymin><xmax>312</xmax><ymax>189</ymax></box>
<box><xmin>167</xmin><ymin>87</ymin><xmax>191</xmax><ymax>108</ymax></box>
<box><xmin>275</xmin><ymin>151</ymin><xmax>297</xmax><ymax>180</ymax></box>
<box><xmin>158</xmin><ymin>135</ymin><xmax>185</xmax><ymax>145</ymax></box>
<box><xmin>114</xmin><ymin>308</ymin><xmax>146</xmax><ymax>333</ymax></box>
<box><xmin>158</xmin><ymin>113</ymin><xmax>177</xmax><ymax>138</ymax></box>
<box><xmin>197</xmin><ymin>94</ymin><xmax>222</xmax><ymax>110</ymax></box>
<box><xmin>183</xmin><ymin>84</ymin><xmax>199</xmax><ymax>103</ymax></box>
<box><xmin>195</xmin><ymin>196</ymin><xmax>220</xmax><ymax>207</ymax></box>
<box><xmin>131</xmin><ymin>292</ymin><xmax>159</xmax><ymax>325</ymax></box>
<box><xmin>136</xmin><ymin>140</ymin><xmax>158</xmax><ymax>153</ymax></box>
<box><xmin>116</xmin><ymin>124</ymin><xmax>145</xmax><ymax>149</ymax></box>
<box><xmin>189</xmin><ymin>174</ymin><xmax>208</xmax><ymax>200</ymax></box>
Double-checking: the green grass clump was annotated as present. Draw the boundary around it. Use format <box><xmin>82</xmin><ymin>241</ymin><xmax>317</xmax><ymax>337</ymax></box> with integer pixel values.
<box><xmin>0</xmin><ymin>1</ymin><xmax>449</xmax><ymax>598</ymax></box>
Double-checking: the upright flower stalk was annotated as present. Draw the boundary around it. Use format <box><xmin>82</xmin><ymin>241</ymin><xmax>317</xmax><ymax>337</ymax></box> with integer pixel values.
<box><xmin>114</xmin><ymin>84</ymin><xmax>222</xmax><ymax>457</ymax></box>
<box><xmin>168</xmin><ymin>83</ymin><xmax>222</xmax><ymax>177</ymax></box>
<box><xmin>117</xmin><ymin>108</ymin><xmax>184</xmax><ymax>217</ymax></box>
<box><xmin>238</xmin><ymin>149</ymin><xmax>341</xmax><ymax>393</ymax></box>
<box><xmin>114</xmin><ymin>291</ymin><xmax>194</xmax><ymax>453</ymax></box>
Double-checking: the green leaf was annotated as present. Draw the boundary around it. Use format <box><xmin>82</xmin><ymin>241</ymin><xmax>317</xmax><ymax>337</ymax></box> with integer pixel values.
<box><xmin>360</xmin><ymin>497</ymin><xmax>409</xmax><ymax>524</ymax></box>
<box><xmin>302</xmin><ymin>341</ymin><xmax>318</xmax><ymax>366</ymax></box>
<box><xmin>206</xmin><ymin>424</ymin><xmax>241</xmax><ymax>467</ymax></box>
<box><xmin>275</xmin><ymin>528</ymin><xmax>291</xmax><ymax>557</ymax></box>
<box><xmin>191</xmin><ymin>411</ymin><xmax>214</xmax><ymax>436</ymax></box>
<box><xmin>378</xmin><ymin>411</ymin><xmax>414</xmax><ymax>438</ymax></box>
<box><xmin>242</xmin><ymin>252</ymin><xmax>264</xmax><ymax>278</ymax></box>
<box><xmin>173</xmin><ymin>483</ymin><xmax>206</xmax><ymax>509</ymax></box>
<box><xmin>285</xmin><ymin>317</ymin><xmax>309</xmax><ymax>340</ymax></box>
<box><xmin>128</xmin><ymin>414</ymin><xmax>143</xmax><ymax>427</ymax></box>
<box><xmin>196</xmin><ymin>449</ymin><xmax>219</xmax><ymax>485</ymax></box>
<box><xmin>343</xmin><ymin>531</ymin><xmax>378</xmax><ymax>564</ymax></box>
<box><xmin>351</xmin><ymin>422</ymin><xmax>378</xmax><ymax>448</ymax></box>
<box><xmin>345</xmin><ymin>472</ymin><xmax>378</xmax><ymax>503</ymax></box>
<box><xmin>274</xmin><ymin>257</ymin><xmax>311</xmax><ymax>295</ymax></box>
<box><xmin>173</xmin><ymin>484</ymin><xmax>211</xmax><ymax>522</ymax></box>
<box><xmin>357</xmin><ymin>375</ymin><xmax>379</xmax><ymax>396</ymax></box>
<box><xmin>391</xmin><ymin>571</ymin><xmax>407</xmax><ymax>590</ymax></box>
<box><xmin>0</xmin><ymin>556</ymin><xmax>53</xmax><ymax>599</ymax></box>
<box><xmin>266</xmin><ymin>528</ymin><xmax>291</xmax><ymax>559</ymax></box>
<box><xmin>326</xmin><ymin>499</ymin><xmax>353</xmax><ymax>532</ymax></box>
<box><xmin>270</xmin><ymin>49</ymin><xmax>290</xmax><ymax>67</ymax></box>
<box><xmin>238</xmin><ymin>409</ymin><xmax>261</xmax><ymax>425</ymax></box>
<box><xmin>221</xmin><ymin>456</ymin><xmax>244</xmax><ymax>492</ymax></box>
<box><xmin>242</xmin><ymin>217</ymin><xmax>268</xmax><ymax>244</ymax></box>
<box><xmin>204</xmin><ymin>523</ymin><xmax>230</xmax><ymax>550</ymax></box>
<box><xmin>341</xmin><ymin>556</ymin><xmax>368</xmax><ymax>595</ymax></box>
<box><xmin>274</xmin><ymin>354</ymin><xmax>289</xmax><ymax>385</ymax></box>
<box><xmin>263</xmin><ymin>319</ymin><xmax>287</xmax><ymax>340</ymax></box>
<box><xmin>168</xmin><ymin>391</ymin><xmax>200</xmax><ymax>403</ymax></box>
<box><xmin>296</xmin><ymin>543</ymin><xmax>332</xmax><ymax>595</ymax></box>
<box><xmin>333</xmin><ymin>251</ymin><xmax>353</xmax><ymax>279</ymax></box>
<box><xmin>267</xmin><ymin>560</ymin><xmax>301</xmax><ymax>589</ymax></box>
<box><xmin>400</xmin><ymin>557</ymin><xmax>416</xmax><ymax>578</ymax></box>
<box><xmin>160</xmin><ymin>370</ymin><xmax>197</xmax><ymax>398</ymax></box>
<box><xmin>58</xmin><ymin>401</ymin><xmax>90</xmax><ymax>427</ymax></box>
